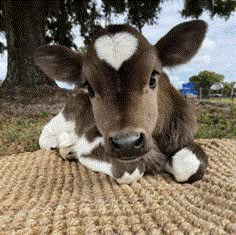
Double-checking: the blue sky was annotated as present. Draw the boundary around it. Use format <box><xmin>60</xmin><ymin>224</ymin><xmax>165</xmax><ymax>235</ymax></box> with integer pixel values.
<box><xmin>0</xmin><ymin>1</ymin><xmax>235</xmax><ymax>89</ymax></box>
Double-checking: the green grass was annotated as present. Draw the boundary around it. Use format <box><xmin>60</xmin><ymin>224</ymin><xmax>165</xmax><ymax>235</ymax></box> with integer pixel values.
<box><xmin>195</xmin><ymin>102</ymin><xmax>236</xmax><ymax>139</ymax></box>
<box><xmin>0</xmin><ymin>114</ymin><xmax>48</xmax><ymax>156</ymax></box>
<box><xmin>196</xmin><ymin>117</ymin><xmax>236</xmax><ymax>139</ymax></box>
<box><xmin>207</xmin><ymin>97</ymin><xmax>236</xmax><ymax>104</ymax></box>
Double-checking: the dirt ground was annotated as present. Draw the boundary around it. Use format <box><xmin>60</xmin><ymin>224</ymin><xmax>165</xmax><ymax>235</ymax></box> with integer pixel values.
<box><xmin>0</xmin><ymin>86</ymin><xmax>72</xmax><ymax>156</ymax></box>
<box><xmin>0</xmin><ymin>86</ymin><xmax>70</xmax><ymax>117</ymax></box>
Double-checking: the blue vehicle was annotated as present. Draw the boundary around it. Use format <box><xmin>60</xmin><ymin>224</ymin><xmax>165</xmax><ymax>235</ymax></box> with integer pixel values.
<box><xmin>181</xmin><ymin>82</ymin><xmax>198</xmax><ymax>97</ymax></box>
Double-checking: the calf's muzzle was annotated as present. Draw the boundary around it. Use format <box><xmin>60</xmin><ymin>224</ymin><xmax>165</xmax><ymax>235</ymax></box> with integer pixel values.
<box><xmin>109</xmin><ymin>132</ymin><xmax>146</xmax><ymax>160</ymax></box>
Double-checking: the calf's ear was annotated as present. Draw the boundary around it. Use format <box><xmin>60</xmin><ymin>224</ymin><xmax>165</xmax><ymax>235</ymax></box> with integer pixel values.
<box><xmin>155</xmin><ymin>20</ymin><xmax>207</xmax><ymax>67</ymax></box>
<box><xmin>33</xmin><ymin>45</ymin><xmax>83</xmax><ymax>84</ymax></box>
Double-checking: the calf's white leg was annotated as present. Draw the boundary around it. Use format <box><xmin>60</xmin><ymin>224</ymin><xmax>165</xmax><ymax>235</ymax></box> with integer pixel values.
<box><xmin>164</xmin><ymin>142</ymin><xmax>208</xmax><ymax>183</ymax></box>
<box><xmin>39</xmin><ymin>111</ymin><xmax>77</xmax><ymax>150</ymax></box>
<box><xmin>69</xmin><ymin>134</ymin><xmax>145</xmax><ymax>184</ymax></box>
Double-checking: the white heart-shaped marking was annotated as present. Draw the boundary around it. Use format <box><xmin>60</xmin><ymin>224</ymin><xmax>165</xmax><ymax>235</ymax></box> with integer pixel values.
<box><xmin>95</xmin><ymin>32</ymin><xmax>138</xmax><ymax>70</ymax></box>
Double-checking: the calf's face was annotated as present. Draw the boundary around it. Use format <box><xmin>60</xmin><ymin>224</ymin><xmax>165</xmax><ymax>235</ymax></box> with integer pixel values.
<box><xmin>83</xmin><ymin>40</ymin><xmax>161</xmax><ymax>159</ymax></box>
<box><xmin>34</xmin><ymin>21</ymin><xmax>207</xmax><ymax>161</ymax></box>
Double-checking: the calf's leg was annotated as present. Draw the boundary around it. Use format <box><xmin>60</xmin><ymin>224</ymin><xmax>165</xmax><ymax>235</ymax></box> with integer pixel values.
<box><xmin>39</xmin><ymin>110</ymin><xmax>77</xmax><ymax>150</ymax></box>
<box><xmin>164</xmin><ymin>142</ymin><xmax>208</xmax><ymax>183</ymax></box>
<box><xmin>76</xmin><ymin>148</ymin><xmax>146</xmax><ymax>185</ymax></box>
<box><xmin>78</xmin><ymin>152</ymin><xmax>146</xmax><ymax>184</ymax></box>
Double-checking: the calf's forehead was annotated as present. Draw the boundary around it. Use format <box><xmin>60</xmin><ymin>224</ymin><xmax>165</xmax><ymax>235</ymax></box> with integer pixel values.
<box><xmin>94</xmin><ymin>32</ymin><xmax>139</xmax><ymax>70</ymax></box>
<box><xmin>82</xmin><ymin>26</ymin><xmax>161</xmax><ymax>90</ymax></box>
<box><xmin>85</xmin><ymin>25</ymin><xmax>152</xmax><ymax>70</ymax></box>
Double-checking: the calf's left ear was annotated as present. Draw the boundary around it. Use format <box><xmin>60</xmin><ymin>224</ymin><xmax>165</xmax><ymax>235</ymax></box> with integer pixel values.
<box><xmin>155</xmin><ymin>20</ymin><xmax>207</xmax><ymax>67</ymax></box>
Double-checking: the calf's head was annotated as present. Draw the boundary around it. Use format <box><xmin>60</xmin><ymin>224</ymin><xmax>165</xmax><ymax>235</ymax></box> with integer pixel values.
<box><xmin>34</xmin><ymin>20</ymin><xmax>207</xmax><ymax>161</ymax></box>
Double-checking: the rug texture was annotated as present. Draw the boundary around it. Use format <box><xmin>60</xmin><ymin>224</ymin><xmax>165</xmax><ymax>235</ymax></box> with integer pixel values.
<box><xmin>0</xmin><ymin>139</ymin><xmax>235</xmax><ymax>234</ymax></box>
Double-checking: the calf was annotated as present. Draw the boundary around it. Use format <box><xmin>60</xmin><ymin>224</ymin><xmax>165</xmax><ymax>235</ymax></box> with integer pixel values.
<box><xmin>34</xmin><ymin>20</ymin><xmax>208</xmax><ymax>184</ymax></box>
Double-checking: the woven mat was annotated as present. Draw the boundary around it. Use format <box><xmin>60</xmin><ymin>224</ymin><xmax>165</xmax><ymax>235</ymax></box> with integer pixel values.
<box><xmin>0</xmin><ymin>139</ymin><xmax>235</xmax><ymax>234</ymax></box>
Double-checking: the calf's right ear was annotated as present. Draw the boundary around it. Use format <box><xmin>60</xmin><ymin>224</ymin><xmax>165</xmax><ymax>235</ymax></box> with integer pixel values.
<box><xmin>33</xmin><ymin>45</ymin><xmax>84</xmax><ymax>84</ymax></box>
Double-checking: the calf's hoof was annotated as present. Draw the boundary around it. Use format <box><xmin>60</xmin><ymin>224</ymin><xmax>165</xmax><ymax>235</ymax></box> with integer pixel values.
<box><xmin>59</xmin><ymin>146</ymin><xmax>78</xmax><ymax>161</ymax></box>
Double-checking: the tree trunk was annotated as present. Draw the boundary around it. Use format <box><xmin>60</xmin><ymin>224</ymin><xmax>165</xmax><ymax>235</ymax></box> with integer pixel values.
<box><xmin>2</xmin><ymin>0</ymin><xmax>56</xmax><ymax>88</ymax></box>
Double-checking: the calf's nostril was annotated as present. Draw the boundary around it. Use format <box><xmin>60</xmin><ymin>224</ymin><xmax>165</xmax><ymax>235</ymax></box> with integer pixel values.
<box><xmin>134</xmin><ymin>133</ymin><xmax>145</xmax><ymax>149</ymax></box>
<box><xmin>110</xmin><ymin>137</ymin><xmax>120</xmax><ymax>150</ymax></box>
<box><xmin>110</xmin><ymin>132</ymin><xmax>145</xmax><ymax>151</ymax></box>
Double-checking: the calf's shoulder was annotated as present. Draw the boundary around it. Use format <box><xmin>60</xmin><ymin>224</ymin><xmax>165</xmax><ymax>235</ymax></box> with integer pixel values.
<box><xmin>62</xmin><ymin>90</ymin><xmax>95</xmax><ymax>135</ymax></box>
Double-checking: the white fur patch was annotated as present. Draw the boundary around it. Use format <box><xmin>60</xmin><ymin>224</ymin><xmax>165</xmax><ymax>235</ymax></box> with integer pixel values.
<box><xmin>165</xmin><ymin>148</ymin><xmax>200</xmax><ymax>182</ymax></box>
<box><xmin>79</xmin><ymin>156</ymin><xmax>113</xmax><ymax>177</ymax></box>
<box><xmin>58</xmin><ymin>132</ymin><xmax>77</xmax><ymax>147</ymax></box>
<box><xmin>74</xmin><ymin>135</ymin><xmax>104</xmax><ymax>158</ymax></box>
<box><xmin>39</xmin><ymin>112</ymin><xmax>76</xmax><ymax>149</ymax></box>
<box><xmin>116</xmin><ymin>168</ymin><xmax>143</xmax><ymax>184</ymax></box>
<box><xmin>94</xmin><ymin>32</ymin><xmax>138</xmax><ymax>70</ymax></box>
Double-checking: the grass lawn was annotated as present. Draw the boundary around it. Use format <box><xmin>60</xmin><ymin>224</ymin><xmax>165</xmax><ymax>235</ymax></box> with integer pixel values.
<box><xmin>207</xmin><ymin>97</ymin><xmax>236</xmax><ymax>104</ymax></box>
<box><xmin>0</xmin><ymin>113</ymin><xmax>50</xmax><ymax>156</ymax></box>
<box><xmin>196</xmin><ymin>98</ymin><xmax>236</xmax><ymax>138</ymax></box>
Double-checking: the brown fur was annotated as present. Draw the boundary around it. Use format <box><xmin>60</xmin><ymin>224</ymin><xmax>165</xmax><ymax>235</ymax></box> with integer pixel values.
<box><xmin>154</xmin><ymin>73</ymin><xmax>197</xmax><ymax>156</ymax></box>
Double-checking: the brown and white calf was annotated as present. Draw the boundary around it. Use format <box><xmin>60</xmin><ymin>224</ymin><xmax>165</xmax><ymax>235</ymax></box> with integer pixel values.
<box><xmin>34</xmin><ymin>20</ymin><xmax>208</xmax><ymax>184</ymax></box>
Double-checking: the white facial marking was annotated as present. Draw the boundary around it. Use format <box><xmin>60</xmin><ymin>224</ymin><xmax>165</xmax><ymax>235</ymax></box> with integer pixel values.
<box><xmin>39</xmin><ymin>112</ymin><xmax>76</xmax><ymax>149</ymax></box>
<box><xmin>73</xmin><ymin>135</ymin><xmax>104</xmax><ymax>158</ymax></box>
<box><xmin>94</xmin><ymin>32</ymin><xmax>138</xmax><ymax>70</ymax></box>
<box><xmin>79</xmin><ymin>156</ymin><xmax>113</xmax><ymax>177</ymax></box>
<box><xmin>165</xmin><ymin>148</ymin><xmax>200</xmax><ymax>182</ymax></box>
<box><xmin>116</xmin><ymin>168</ymin><xmax>143</xmax><ymax>184</ymax></box>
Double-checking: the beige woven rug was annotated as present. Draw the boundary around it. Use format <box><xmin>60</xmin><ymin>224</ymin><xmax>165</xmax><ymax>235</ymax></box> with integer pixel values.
<box><xmin>0</xmin><ymin>139</ymin><xmax>235</xmax><ymax>234</ymax></box>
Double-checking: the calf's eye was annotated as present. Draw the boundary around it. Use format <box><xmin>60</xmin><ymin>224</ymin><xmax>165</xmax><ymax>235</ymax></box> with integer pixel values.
<box><xmin>84</xmin><ymin>81</ymin><xmax>95</xmax><ymax>97</ymax></box>
<box><xmin>149</xmin><ymin>71</ymin><xmax>159</xmax><ymax>89</ymax></box>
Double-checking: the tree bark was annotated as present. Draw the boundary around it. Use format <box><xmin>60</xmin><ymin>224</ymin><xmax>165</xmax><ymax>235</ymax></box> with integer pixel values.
<box><xmin>2</xmin><ymin>0</ymin><xmax>56</xmax><ymax>88</ymax></box>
